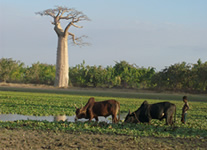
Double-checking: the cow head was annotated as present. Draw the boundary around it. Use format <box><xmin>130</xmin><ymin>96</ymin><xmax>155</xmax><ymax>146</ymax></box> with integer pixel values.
<box><xmin>124</xmin><ymin>110</ymin><xmax>140</xmax><ymax>123</ymax></box>
<box><xmin>74</xmin><ymin>98</ymin><xmax>95</xmax><ymax>121</ymax></box>
<box><xmin>74</xmin><ymin>105</ymin><xmax>87</xmax><ymax>121</ymax></box>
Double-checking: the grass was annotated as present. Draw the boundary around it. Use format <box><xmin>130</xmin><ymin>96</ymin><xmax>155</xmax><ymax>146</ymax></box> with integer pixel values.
<box><xmin>0</xmin><ymin>86</ymin><xmax>207</xmax><ymax>139</ymax></box>
<box><xmin>1</xmin><ymin>85</ymin><xmax>207</xmax><ymax>102</ymax></box>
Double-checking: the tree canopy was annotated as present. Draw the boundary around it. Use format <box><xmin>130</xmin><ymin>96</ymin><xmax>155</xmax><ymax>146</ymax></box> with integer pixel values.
<box><xmin>36</xmin><ymin>6</ymin><xmax>90</xmax><ymax>45</ymax></box>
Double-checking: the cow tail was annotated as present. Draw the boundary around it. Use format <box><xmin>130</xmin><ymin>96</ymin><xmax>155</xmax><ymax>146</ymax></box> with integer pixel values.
<box><xmin>117</xmin><ymin>102</ymin><xmax>121</xmax><ymax>122</ymax></box>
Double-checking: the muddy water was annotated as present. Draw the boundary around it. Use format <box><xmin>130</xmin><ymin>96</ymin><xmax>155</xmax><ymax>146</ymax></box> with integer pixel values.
<box><xmin>0</xmin><ymin>113</ymin><xmax>127</xmax><ymax>123</ymax></box>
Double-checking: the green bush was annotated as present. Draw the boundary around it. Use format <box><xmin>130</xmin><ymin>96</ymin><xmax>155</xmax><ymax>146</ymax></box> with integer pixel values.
<box><xmin>0</xmin><ymin>58</ymin><xmax>25</xmax><ymax>83</ymax></box>
<box><xmin>0</xmin><ymin>58</ymin><xmax>206</xmax><ymax>93</ymax></box>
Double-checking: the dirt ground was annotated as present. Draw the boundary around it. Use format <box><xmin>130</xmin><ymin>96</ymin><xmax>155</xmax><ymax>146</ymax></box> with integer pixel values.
<box><xmin>0</xmin><ymin>128</ymin><xmax>206</xmax><ymax>150</ymax></box>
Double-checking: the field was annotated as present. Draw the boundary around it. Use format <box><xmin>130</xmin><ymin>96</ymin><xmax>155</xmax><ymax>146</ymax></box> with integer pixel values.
<box><xmin>0</xmin><ymin>85</ymin><xmax>207</xmax><ymax>149</ymax></box>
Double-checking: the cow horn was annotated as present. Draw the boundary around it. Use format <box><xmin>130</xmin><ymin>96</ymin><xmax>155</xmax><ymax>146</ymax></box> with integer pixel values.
<box><xmin>128</xmin><ymin>109</ymin><xmax>131</xmax><ymax>114</ymax></box>
<box><xmin>74</xmin><ymin>104</ymin><xmax>78</xmax><ymax>109</ymax></box>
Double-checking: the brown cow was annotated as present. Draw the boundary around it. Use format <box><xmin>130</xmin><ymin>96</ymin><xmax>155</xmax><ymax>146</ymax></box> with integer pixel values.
<box><xmin>75</xmin><ymin>97</ymin><xmax>120</xmax><ymax>123</ymax></box>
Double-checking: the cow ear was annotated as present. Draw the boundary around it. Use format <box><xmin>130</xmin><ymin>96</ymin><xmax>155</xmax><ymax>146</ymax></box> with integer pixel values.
<box><xmin>128</xmin><ymin>109</ymin><xmax>131</xmax><ymax>115</ymax></box>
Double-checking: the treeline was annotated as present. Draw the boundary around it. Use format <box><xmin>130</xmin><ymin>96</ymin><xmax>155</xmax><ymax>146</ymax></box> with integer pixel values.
<box><xmin>0</xmin><ymin>58</ymin><xmax>207</xmax><ymax>93</ymax></box>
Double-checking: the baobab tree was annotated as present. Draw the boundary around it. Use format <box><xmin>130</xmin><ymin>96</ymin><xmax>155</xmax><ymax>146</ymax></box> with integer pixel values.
<box><xmin>36</xmin><ymin>6</ymin><xmax>90</xmax><ymax>87</ymax></box>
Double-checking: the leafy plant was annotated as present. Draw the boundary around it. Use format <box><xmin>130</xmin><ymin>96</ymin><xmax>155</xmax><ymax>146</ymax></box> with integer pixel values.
<box><xmin>0</xmin><ymin>90</ymin><xmax>207</xmax><ymax>139</ymax></box>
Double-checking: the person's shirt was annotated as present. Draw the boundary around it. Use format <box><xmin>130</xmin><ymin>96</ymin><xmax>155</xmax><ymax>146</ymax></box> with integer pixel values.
<box><xmin>182</xmin><ymin>102</ymin><xmax>189</xmax><ymax>113</ymax></box>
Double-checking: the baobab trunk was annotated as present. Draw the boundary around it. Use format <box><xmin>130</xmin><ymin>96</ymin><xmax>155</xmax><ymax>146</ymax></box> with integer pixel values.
<box><xmin>54</xmin><ymin>36</ymin><xmax>69</xmax><ymax>87</ymax></box>
<box><xmin>36</xmin><ymin>6</ymin><xmax>90</xmax><ymax>88</ymax></box>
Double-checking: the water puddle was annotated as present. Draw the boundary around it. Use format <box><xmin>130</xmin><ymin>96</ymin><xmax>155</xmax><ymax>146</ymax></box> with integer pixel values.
<box><xmin>0</xmin><ymin>113</ymin><xmax>127</xmax><ymax>123</ymax></box>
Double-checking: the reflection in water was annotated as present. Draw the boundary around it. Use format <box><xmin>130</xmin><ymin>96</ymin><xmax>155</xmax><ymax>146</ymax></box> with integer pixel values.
<box><xmin>54</xmin><ymin>115</ymin><xmax>67</xmax><ymax>122</ymax></box>
<box><xmin>0</xmin><ymin>113</ymin><xmax>127</xmax><ymax>123</ymax></box>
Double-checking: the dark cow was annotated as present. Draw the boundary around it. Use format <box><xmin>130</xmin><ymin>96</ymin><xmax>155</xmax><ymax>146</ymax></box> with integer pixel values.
<box><xmin>124</xmin><ymin>100</ymin><xmax>176</xmax><ymax>125</ymax></box>
<box><xmin>75</xmin><ymin>97</ymin><xmax>120</xmax><ymax>123</ymax></box>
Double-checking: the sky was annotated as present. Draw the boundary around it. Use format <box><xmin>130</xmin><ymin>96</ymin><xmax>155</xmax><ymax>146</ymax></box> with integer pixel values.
<box><xmin>0</xmin><ymin>0</ymin><xmax>207</xmax><ymax>71</ymax></box>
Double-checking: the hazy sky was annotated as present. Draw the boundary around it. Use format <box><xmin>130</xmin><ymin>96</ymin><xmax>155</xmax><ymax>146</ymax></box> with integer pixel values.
<box><xmin>0</xmin><ymin>0</ymin><xmax>207</xmax><ymax>71</ymax></box>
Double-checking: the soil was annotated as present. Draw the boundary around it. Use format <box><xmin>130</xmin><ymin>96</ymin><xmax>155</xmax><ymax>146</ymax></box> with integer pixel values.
<box><xmin>0</xmin><ymin>128</ymin><xmax>206</xmax><ymax>150</ymax></box>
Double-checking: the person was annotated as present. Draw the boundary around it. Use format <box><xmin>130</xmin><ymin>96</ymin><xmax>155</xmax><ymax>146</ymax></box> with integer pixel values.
<box><xmin>181</xmin><ymin>96</ymin><xmax>189</xmax><ymax>124</ymax></box>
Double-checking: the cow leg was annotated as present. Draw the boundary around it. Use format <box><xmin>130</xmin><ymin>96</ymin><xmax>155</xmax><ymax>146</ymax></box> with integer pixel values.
<box><xmin>112</xmin><ymin>115</ymin><xmax>117</xmax><ymax>123</ymax></box>
<box><xmin>166</xmin><ymin>106</ymin><xmax>176</xmax><ymax>125</ymax></box>
<box><xmin>115</xmin><ymin>116</ymin><xmax>118</xmax><ymax>123</ymax></box>
<box><xmin>169</xmin><ymin>115</ymin><xmax>173</xmax><ymax>125</ymax></box>
<box><xmin>88</xmin><ymin>109</ymin><xmax>94</xmax><ymax>122</ymax></box>
<box><xmin>89</xmin><ymin>114</ymin><xmax>94</xmax><ymax>122</ymax></box>
<box><xmin>166</xmin><ymin>112</ymin><xmax>174</xmax><ymax>125</ymax></box>
<box><xmin>166</xmin><ymin>114</ymin><xmax>172</xmax><ymax>125</ymax></box>
<box><xmin>115</xmin><ymin>115</ymin><xmax>118</xmax><ymax>123</ymax></box>
<box><xmin>148</xmin><ymin>118</ymin><xmax>152</xmax><ymax>125</ymax></box>
<box><xmin>112</xmin><ymin>115</ymin><xmax>115</xmax><ymax>123</ymax></box>
<box><xmin>165</xmin><ymin>115</ymin><xmax>169</xmax><ymax>125</ymax></box>
<box><xmin>95</xmin><ymin>117</ymin><xmax>99</xmax><ymax>122</ymax></box>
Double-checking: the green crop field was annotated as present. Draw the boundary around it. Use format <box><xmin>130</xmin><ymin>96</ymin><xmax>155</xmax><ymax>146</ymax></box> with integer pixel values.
<box><xmin>0</xmin><ymin>87</ymin><xmax>207</xmax><ymax>139</ymax></box>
